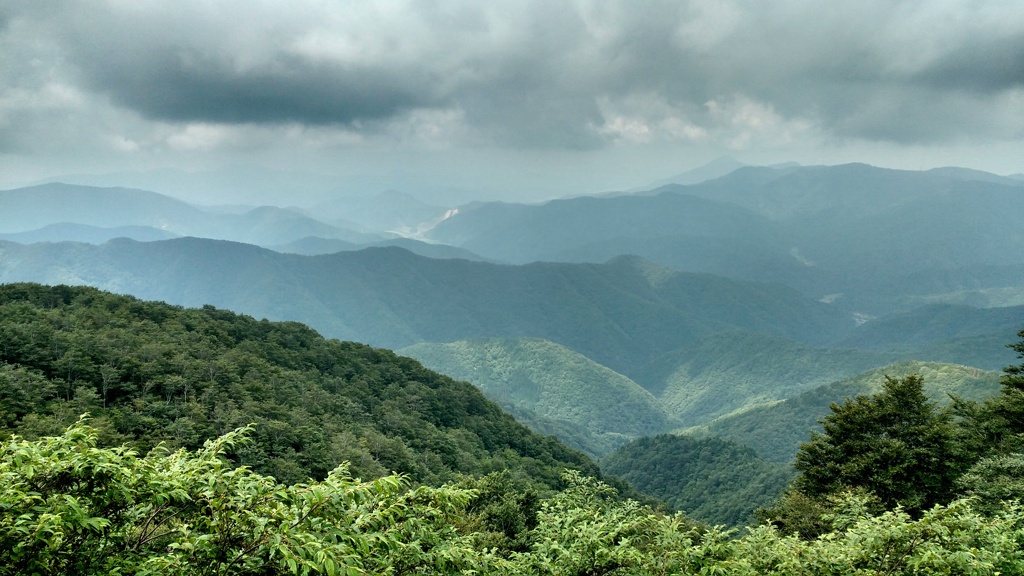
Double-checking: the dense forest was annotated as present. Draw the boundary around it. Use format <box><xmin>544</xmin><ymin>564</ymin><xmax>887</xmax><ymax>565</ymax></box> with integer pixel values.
<box><xmin>0</xmin><ymin>283</ymin><xmax>607</xmax><ymax>492</ymax></box>
<box><xmin>3</xmin><ymin>283</ymin><xmax>1024</xmax><ymax>574</ymax></box>
<box><xmin>602</xmin><ymin>434</ymin><xmax>793</xmax><ymax>526</ymax></box>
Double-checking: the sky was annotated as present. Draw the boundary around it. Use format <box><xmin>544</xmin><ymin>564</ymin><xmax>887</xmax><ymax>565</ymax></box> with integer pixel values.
<box><xmin>1</xmin><ymin>0</ymin><xmax>1022</xmax><ymax>205</ymax></box>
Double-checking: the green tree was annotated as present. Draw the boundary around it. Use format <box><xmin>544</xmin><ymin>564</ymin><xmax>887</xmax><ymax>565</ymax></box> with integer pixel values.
<box><xmin>792</xmin><ymin>374</ymin><xmax>965</xmax><ymax>514</ymax></box>
<box><xmin>976</xmin><ymin>328</ymin><xmax>1024</xmax><ymax>451</ymax></box>
<box><xmin>739</xmin><ymin>494</ymin><xmax>1024</xmax><ymax>575</ymax></box>
<box><xmin>956</xmin><ymin>452</ymin><xmax>1024</xmax><ymax>515</ymax></box>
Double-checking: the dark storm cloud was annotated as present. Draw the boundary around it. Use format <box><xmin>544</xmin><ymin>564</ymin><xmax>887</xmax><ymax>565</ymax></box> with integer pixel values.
<box><xmin>4</xmin><ymin>1</ymin><xmax>1023</xmax><ymax>150</ymax></box>
<box><xmin>915</xmin><ymin>36</ymin><xmax>1024</xmax><ymax>93</ymax></box>
<box><xmin>50</xmin><ymin>3</ymin><xmax>445</xmax><ymax>127</ymax></box>
<box><xmin>84</xmin><ymin>47</ymin><xmax>433</xmax><ymax>125</ymax></box>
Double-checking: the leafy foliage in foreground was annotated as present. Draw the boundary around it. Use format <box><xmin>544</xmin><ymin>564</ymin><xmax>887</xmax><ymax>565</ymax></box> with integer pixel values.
<box><xmin>0</xmin><ymin>283</ymin><xmax>601</xmax><ymax>491</ymax></box>
<box><xmin>4</xmin><ymin>421</ymin><xmax>1024</xmax><ymax>575</ymax></box>
<box><xmin>0</xmin><ymin>420</ymin><xmax>493</xmax><ymax>575</ymax></box>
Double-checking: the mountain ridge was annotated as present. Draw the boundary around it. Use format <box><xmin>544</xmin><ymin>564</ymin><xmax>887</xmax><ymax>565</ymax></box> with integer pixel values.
<box><xmin>0</xmin><ymin>238</ymin><xmax>856</xmax><ymax>379</ymax></box>
<box><xmin>0</xmin><ymin>183</ymin><xmax>384</xmax><ymax>246</ymax></box>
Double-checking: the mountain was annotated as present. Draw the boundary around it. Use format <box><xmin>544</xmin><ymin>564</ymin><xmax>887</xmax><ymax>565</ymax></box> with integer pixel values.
<box><xmin>428</xmin><ymin>190</ymin><xmax>779</xmax><ymax>267</ymax></box>
<box><xmin>926</xmin><ymin>166</ymin><xmax>1024</xmax><ymax>186</ymax></box>
<box><xmin>838</xmin><ymin>304</ymin><xmax>1024</xmax><ymax>351</ymax></box>
<box><xmin>425</xmin><ymin>164</ymin><xmax>1024</xmax><ymax>315</ymax></box>
<box><xmin>399</xmin><ymin>337</ymin><xmax>679</xmax><ymax>454</ymax></box>
<box><xmin>635</xmin><ymin>331</ymin><xmax>900</xmax><ymax>425</ymax></box>
<box><xmin>833</xmin><ymin>303</ymin><xmax>1024</xmax><ymax>370</ymax></box>
<box><xmin>0</xmin><ymin>223</ymin><xmax>179</xmax><ymax>244</ymax></box>
<box><xmin>272</xmin><ymin>236</ymin><xmax>489</xmax><ymax>261</ymax></box>
<box><xmin>0</xmin><ymin>183</ymin><xmax>200</xmax><ymax>233</ymax></box>
<box><xmin>0</xmin><ymin>183</ymin><xmax>384</xmax><ymax>246</ymax></box>
<box><xmin>0</xmin><ymin>283</ymin><xmax>608</xmax><ymax>492</ymax></box>
<box><xmin>685</xmin><ymin>361</ymin><xmax>1002</xmax><ymax>463</ymax></box>
<box><xmin>35</xmin><ymin>165</ymin><xmax>344</xmax><ymax>206</ymax></box>
<box><xmin>218</xmin><ymin>205</ymin><xmax>384</xmax><ymax>246</ymax></box>
<box><xmin>489</xmin><ymin>402</ymin><xmax>626</xmax><ymax>459</ymax></box>
<box><xmin>628</xmin><ymin>156</ymin><xmax>747</xmax><ymax>192</ymax></box>
<box><xmin>0</xmin><ymin>239</ymin><xmax>855</xmax><ymax>379</ymax></box>
<box><xmin>307</xmin><ymin>190</ymin><xmax>451</xmax><ymax>236</ymax></box>
<box><xmin>846</xmin><ymin>264</ymin><xmax>1024</xmax><ymax>313</ymax></box>
<box><xmin>601</xmin><ymin>434</ymin><xmax>792</xmax><ymax>527</ymax></box>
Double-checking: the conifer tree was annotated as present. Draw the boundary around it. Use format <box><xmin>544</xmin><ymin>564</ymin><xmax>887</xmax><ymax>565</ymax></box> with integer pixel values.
<box><xmin>793</xmin><ymin>374</ymin><xmax>964</xmax><ymax>514</ymax></box>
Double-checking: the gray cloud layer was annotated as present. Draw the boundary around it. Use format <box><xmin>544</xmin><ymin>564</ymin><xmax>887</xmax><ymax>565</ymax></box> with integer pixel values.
<box><xmin>2</xmin><ymin>0</ymin><xmax>1023</xmax><ymax>158</ymax></box>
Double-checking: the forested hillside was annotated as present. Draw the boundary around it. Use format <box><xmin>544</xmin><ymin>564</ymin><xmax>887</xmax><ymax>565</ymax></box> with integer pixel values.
<box><xmin>686</xmin><ymin>361</ymin><xmax>1001</xmax><ymax>463</ymax></box>
<box><xmin>602</xmin><ymin>434</ymin><xmax>792</xmax><ymax>527</ymax></box>
<box><xmin>0</xmin><ymin>283</ymin><xmax>604</xmax><ymax>491</ymax></box>
<box><xmin>636</xmin><ymin>331</ymin><xmax>899</xmax><ymax>424</ymax></box>
<box><xmin>836</xmin><ymin>303</ymin><xmax>1024</xmax><ymax>369</ymax></box>
<box><xmin>6</xmin><ymin>378</ymin><xmax>1024</xmax><ymax>574</ymax></box>
<box><xmin>401</xmin><ymin>337</ymin><xmax>679</xmax><ymax>456</ymax></box>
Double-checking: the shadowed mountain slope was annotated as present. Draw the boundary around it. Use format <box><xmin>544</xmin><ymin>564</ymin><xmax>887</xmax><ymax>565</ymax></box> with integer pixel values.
<box><xmin>636</xmin><ymin>331</ymin><xmax>900</xmax><ymax>425</ymax></box>
<box><xmin>601</xmin><ymin>434</ymin><xmax>792</xmax><ymax>527</ymax></box>
<box><xmin>0</xmin><ymin>239</ymin><xmax>855</xmax><ymax>379</ymax></box>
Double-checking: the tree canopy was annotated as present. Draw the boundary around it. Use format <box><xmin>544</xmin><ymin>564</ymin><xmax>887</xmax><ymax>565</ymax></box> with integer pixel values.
<box><xmin>793</xmin><ymin>374</ymin><xmax>965</xmax><ymax>514</ymax></box>
<box><xmin>0</xmin><ymin>283</ymin><xmax>604</xmax><ymax>493</ymax></box>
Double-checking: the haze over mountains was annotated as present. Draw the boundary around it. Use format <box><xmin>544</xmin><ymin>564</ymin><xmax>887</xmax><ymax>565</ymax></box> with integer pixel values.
<box><xmin>0</xmin><ymin>183</ymin><xmax>386</xmax><ymax>246</ymax></box>
<box><xmin>2</xmin><ymin>160</ymin><xmax>1023</xmax><ymax>519</ymax></box>
<box><xmin>427</xmin><ymin>163</ymin><xmax>1024</xmax><ymax>315</ymax></box>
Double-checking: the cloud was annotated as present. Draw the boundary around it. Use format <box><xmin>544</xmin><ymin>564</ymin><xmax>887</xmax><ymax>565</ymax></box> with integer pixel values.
<box><xmin>2</xmin><ymin>0</ymin><xmax>1023</xmax><ymax>157</ymax></box>
<box><xmin>55</xmin><ymin>2</ymin><xmax>446</xmax><ymax>126</ymax></box>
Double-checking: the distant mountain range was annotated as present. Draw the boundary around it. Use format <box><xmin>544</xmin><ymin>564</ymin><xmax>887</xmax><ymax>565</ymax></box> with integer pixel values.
<box><xmin>0</xmin><ymin>223</ymin><xmax>179</xmax><ymax>244</ymax></box>
<box><xmin>0</xmin><ymin>183</ymin><xmax>386</xmax><ymax>246</ymax></box>
<box><xmin>426</xmin><ymin>163</ymin><xmax>1024</xmax><ymax>315</ymax></box>
<box><xmin>3</xmin><ymin>163</ymin><xmax>1023</xmax><ymax>446</ymax></box>
<box><xmin>6</xmin><ymin>165</ymin><xmax>1023</xmax><ymax>320</ymax></box>
<box><xmin>305</xmin><ymin>190</ymin><xmax>451</xmax><ymax>236</ymax></box>
<box><xmin>271</xmin><ymin>236</ymin><xmax>489</xmax><ymax>261</ymax></box>
<box><xmin>626</xmin><ymin>156</ymin><xmax>748</xmax><ymax>192</ymax></box>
